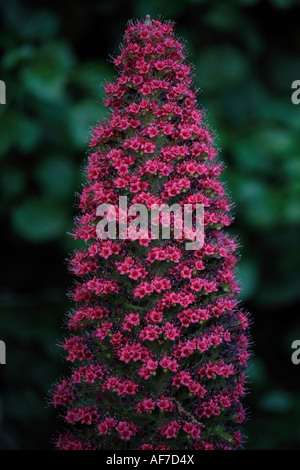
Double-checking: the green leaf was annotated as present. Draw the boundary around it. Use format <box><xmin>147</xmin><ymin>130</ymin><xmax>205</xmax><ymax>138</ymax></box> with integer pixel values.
<box><xmin>17</xmin><ymin>10</ymin><xmax>60</xmax><ymax>39</ymax></box>
<box><xmin>269</xmin><ymin>53</ymin><xmax>300</xmax><ymax>92</ymax></box>
<box><xmin>196</xmin><ymin>46</ymin><xmax>249</xmax><ymax>92</ymax></box>
<box><xmin>0</xmin><ymin>112</ymin><xmax>19</xmax><ymax>156</ymax></box>
<box><xmin>68</xmin><ymin>99</ymin><xmax>107</xmax><ymax>148</ymax></box>
<box><xmin>2</xmin><ymin>45</ymin><xmax>36</xmax><ymax>69</ymax></box>
<box><xmin>0</xmin><ymin>167</ymin><xmax>25</xmax><ymax>201</ymax></box>
<box><xmin>21</xmin><ymin>41</ymin><xmax>75</xmax><ymax>101</ymax></box>
<box><xmin>34</xmin><ymin>156</ymin><xmax>76</xmax><ymax>199</ymax></box>
<box><xmin>232</xmin><ymin>137</ymin><xmax>273</xmax><ymax>174</ymax></box>
<box><xmin>0</xmin><ymin>113</ymin><xmax>40</xmax><ymax>155</ymax></box>
<box><xmin>11</xmin><ymin>197</ymin><xmax>69</xmax><ymax>242</ymax></box>
<box><xmin>260</xmin><ymin>391</ymin><xmax>293</xmax><ymax>413</ymax></box>
<box><xmin>16</xmin><ymin>116</ymin><xmax>41</xmax><ymax>153</ymax></box>
<box><xmin>238</xmin><ymin>260</ymin><xmax>259</xmax><ymax>300</ymax></box>
<box><xmin>133</xmin><ymin>0</ymin><xmax>186</xmax><ymax>17</ymax></box>
<box><xmin>0</xmin><ymin>1</ymin><xmax>59</xmax><ymax>39</ymax></box>
<box><xmin>232</xmin><ymin>176</ymin><xmax>280</xmax><ymax>229</ymax></box>
<box><xmin>204</xmin><ymin>4</ymin><xmax>240</xmax><ymax>31</ymax></box>
<box><xmin>270</xmin><ymin>0</ymin><xmax>295</xmax><ymax>8</ymax></box>
<box><xmin>72</xmin><ymin>61</ymin><xmax>113</xmax><ymax>99</ymax></box>
<box><xmin>246</xmin><ymin>358</ymin><xmax>267</xmax><ymax>388</ymax></box>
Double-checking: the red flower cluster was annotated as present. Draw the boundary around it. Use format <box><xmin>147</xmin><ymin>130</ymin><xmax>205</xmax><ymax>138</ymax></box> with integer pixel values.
<box><xmin>50</xmin><ymin>16</ymin><xmax>251</xmax><ymax>450</ymax></box>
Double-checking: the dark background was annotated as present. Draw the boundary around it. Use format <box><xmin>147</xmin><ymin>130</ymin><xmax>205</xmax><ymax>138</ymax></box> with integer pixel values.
<box><xmin>0</xmin><ymin>0</ymin><xmax>300</xmax><ymax>450</ymax></box>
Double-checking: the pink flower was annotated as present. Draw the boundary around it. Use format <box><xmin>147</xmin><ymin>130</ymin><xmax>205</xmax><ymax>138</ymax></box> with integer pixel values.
<box><xmin>51</xmin><ymin>15</ymin><xmax>251</xmax><ymax>452</ymax></box>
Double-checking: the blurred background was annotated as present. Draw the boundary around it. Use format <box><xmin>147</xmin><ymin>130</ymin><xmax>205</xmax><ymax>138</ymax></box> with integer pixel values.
<box><xmin>0</xmin><ymin>0</ymin><xmax>300</xmax><ymax>450</ymax></box>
